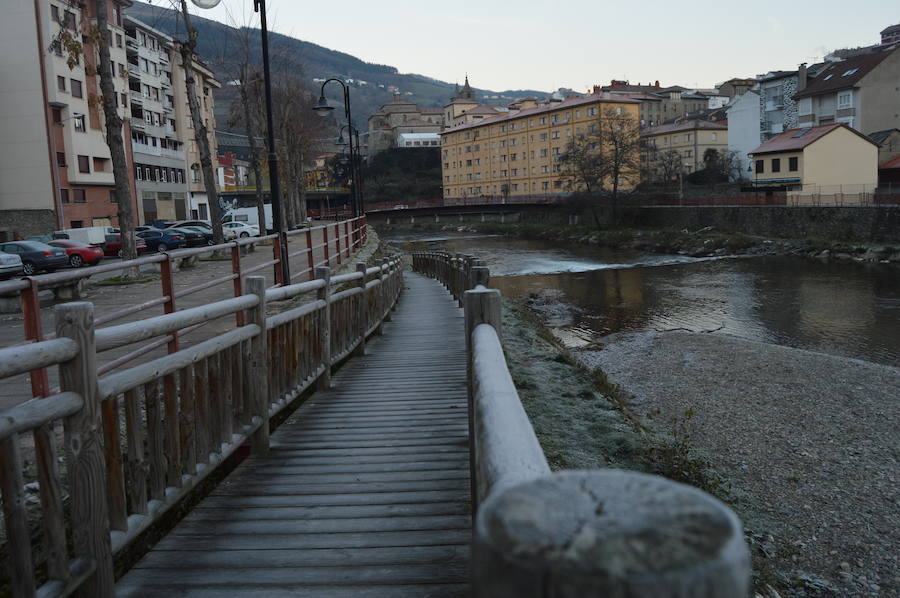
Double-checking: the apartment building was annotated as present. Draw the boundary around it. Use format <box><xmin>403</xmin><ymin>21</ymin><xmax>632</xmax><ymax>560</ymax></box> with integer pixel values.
<box><xmin>793</xmin><ymin>45</ymin><xmax>900</xmax><ymax>136</ymax></box>
<box><xmin>1</xmin><ymin>0</ymin><xmax>138</xmax><ymax>235</ymax></box>
<box><xmin>440</xmin><ymin>94</ymin><xmax>640</xmax><ymax>199</ymax></box>
<box><xmin>171</xmin><ymin>48</ymin><xmax>220</xmax><ymax>220</ymax></box>
<box><xmin>641</xmin><ymin>120</ymin><xmax>728</xmax><ymax>177</ymax></box>
<box><xmin>367</xmin><ymin>92</ymin><xmax>444</xmax><ymax>153</ymax></box>
<box><xmin>125</xmin><ymin>16</ymin><xmax>188</xmax><ymax>223</ymax></box>
<box><xmin>598</xmin><ymin>81</ymin><xmax>709</xmax><ymax>127</ymax></box>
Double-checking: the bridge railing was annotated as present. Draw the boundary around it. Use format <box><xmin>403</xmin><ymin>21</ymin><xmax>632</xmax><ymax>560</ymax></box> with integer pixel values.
<box><xmin>0</xmin><ymin>255</ymin><xmax>402</xmax><ymax>597</ymax></box>
<box><xmin>412</xmin><ymin>250</ymin><xmax>751</xmax><ymax>598</ymax></box>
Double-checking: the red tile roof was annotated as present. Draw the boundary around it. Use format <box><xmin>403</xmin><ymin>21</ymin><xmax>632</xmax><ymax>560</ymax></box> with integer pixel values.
<box><xmin>749</xmin><ymin>123</ymin><xmax>876</xmax><ymax>155</ymax></box>
<box><xmin>880</xmin><ymin>154</ymin><xmax>900</xmax><ymax>169</ymax></box>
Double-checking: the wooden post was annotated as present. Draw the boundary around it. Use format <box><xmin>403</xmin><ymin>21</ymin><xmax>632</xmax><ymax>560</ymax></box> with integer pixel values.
<box><xmin>54</xmin><ymin>302</ymin><xmax>114</xmax><ymax>597</ymax></box>
<box><xmin>305</xmin><ymin>229</ymin><xmax>315</xmax><ymax>281</ymax></box>
<box><xmin>272</xmin><ymin>235</ymin><xmax>284</xmax><ymax>286</ymax></box>
<box><xmin>0</xmin><ymin>435</ymin><xmax>35</xmax><ymax>597</ymax></box>
<box><xmin>379</xmin><ymin>258</ymin><xmax>389</xmax><ymax>328</ymax></box>
<box><xmin>471</xmin><ymin>266</ymin><xmax>490</xmax><ymax>290</ymax></box>
<box><xmin>22</xmin><ymin>278</ymin><xmax>50</xmax><ymax>398</ymax></box>
<box><xmin>472</xmin><ymin>470</ymin><xmax>751</xmax><ymax>598</ymax></box>
<box><xmin>335</xmin><ymin>224</ymin><xmax>342</xmax><ymax>265</ymax></box>
<box><xmin>323</xmin><ymin>225</ymin><xmax>330</xmax><ymax>266</ymax></box>
<box><xmin>231</xmin><ymin>242</ymin><xmax>244</xmax><ymax>326</ymax></box>
<box><xmin>316</xmin><ymin>267</ymin><xmax>332</xmax><ymax>390</ymax></box>
<box><xmin>355</xmin><ymin>263</ymin><xmax>368</xmax><ymax>355</ymax></box>
<box><xmin>245</xmin><ymin>276</ymin><xmax>269</xmax><ymax>454</ymax></box>
<box><xmin>160</xmin><ymin>256</ymin><xmax>179</xmax><ymax>351</ymax></box>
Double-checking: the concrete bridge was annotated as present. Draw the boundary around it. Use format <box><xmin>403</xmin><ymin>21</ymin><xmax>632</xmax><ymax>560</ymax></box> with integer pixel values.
<box><xmin>0</xmin><ymin>246</ymin><xmax>750</xmax><ymax>597</ymax></box>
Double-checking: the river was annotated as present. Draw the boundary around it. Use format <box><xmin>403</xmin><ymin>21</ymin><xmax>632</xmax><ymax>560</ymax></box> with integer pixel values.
<box><xmin>388</xmin><ymin>232</ymin><xmax>900</xmax><ymax>367</ymax></box>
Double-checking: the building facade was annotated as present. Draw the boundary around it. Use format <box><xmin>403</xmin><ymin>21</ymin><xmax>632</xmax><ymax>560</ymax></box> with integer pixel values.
<box><xmin>125</xmin><ymin>16</ymin><xmax>189</xmax><ymax>223</ymax></box>
<box><xmin>749</xmin><ymin>123</ymin><xmax>878</xmax><ymax>197</ymax></box>
<box><xmin>367</xmin><ymin>93</ymin><xmax>444</xmax><ymax>153</ymax></box>
<box><xmin>641</xmin><ymin>120</ymin><xmax>728</xmax><ymax>176</ymax></box>
<box><xmin>1</xmin><ymin>0</ymin><xmax>139</xmax><ymax>235</ymax></box>
<box><xmin>727</xmin><ymin>90</ymin><xmax>761</xmax><ymax>179</ymax></box>
<box><xmin>793</xmin><ymin>46</ymin><xmax>900</xmax><ymax>136</ymax></box>
<box><xmin>440</xmin><ymin>94</ymin><xmax>640</xmax><ymax>199</ymax></box>
<box><xmin>599</xmin><ymin>81</ymin><xmax>710</xmax><ymax>127</ymax></box>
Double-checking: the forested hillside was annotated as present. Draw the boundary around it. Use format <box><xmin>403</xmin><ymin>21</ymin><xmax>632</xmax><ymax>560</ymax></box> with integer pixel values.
<box><xmin>128</xmin><ymin>2</ymin><xmax>546</xmax><ymax>131</ymax></box>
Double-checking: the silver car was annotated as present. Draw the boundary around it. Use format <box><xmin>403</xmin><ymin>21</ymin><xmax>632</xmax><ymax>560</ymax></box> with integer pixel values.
<box><xmin>0</xmin><ymin>252</ymin><xmax>24</xmax><ymax>279</ymax></box>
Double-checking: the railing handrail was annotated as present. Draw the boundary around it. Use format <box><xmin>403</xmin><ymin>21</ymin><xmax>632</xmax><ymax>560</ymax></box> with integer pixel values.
<box><xmin>411</xmin><ymin>250</ymin><xmax>751</xmax><ymax>598</ymax></box>
<box><xmin>0</xmin><ymin>248</ymin><xmax>402</xmax><ymax>597</ymax></box>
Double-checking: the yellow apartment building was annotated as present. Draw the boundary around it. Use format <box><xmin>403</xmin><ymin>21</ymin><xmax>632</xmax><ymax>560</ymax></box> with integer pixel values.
<box><xmin>440</xmin><ymin>94</ymin><xmax>640</xmax><ymax>199</ymax></box>
<box><xmin>749</xmin><ymin>123</ymin><xmax>878</xmax><ymax>200</ymax></box>
<box><xmin>640</xmin><ymin>120</ymin><xmax>728</xmax><ymax>178</ymax></box>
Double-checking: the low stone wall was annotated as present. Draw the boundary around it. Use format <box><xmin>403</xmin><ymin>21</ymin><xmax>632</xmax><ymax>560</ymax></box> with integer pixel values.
<box><xmin>0</xmin><ymin>209</ymin><xmax>57</xmax><ymax>240</ymax></box>
<box><xmin>608</xmin><ymin>206</ymin><xmax>900</xmax><ymax>243</ymax></box>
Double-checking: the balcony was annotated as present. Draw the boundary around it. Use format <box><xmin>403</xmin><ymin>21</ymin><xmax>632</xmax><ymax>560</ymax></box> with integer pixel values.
<box><xmin>161</xmin><ymin>148</ymin><xmax>184</xmax><ymax>160</ymax></box>
<box><xmin>125</xmin><ymin>35</ymin><xmax>138</xmax><ymax>50</ymax></box>
<box><xmin>129</xmin><ymin>90</ymin><xmax>143</xmax><ymax>104</ymax></box>
<box><xmin>127</xmin><ymin>63</ymin><xmax>140</xmax><ymax>77</ymax></box>
<box><xmin>132</xmin><ymin>141</ymin><xmax>161</xmax><ymax>157</ymax></box>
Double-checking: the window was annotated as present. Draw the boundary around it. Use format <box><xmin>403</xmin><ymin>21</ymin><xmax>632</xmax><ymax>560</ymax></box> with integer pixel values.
<box><xmin>56</xmin><ymin>152</ymin><xmax>66</xmax><ymax>167</ymax></box>
<box><xmin>73</xmin><ymin>189</ymin><xmax>86</xmax><ymax>203</ymax></box>
<box><xmin>841</xmin><ymin>68</ymin><xmax>858</xmax><ymax>77</ymax></box>
<box><xmin>838</xmin><ymin>92</ymin><xmax>852</xmax><ymax>109</ymax></box>
<box><xmin>73</xmin><ymin>115</ymin><xmax>85</xmax><ymax>132</ymax></box>
<box><xmin>789</xmin><ymin>157</ymin><xmax>798</xmax><ymax>172</ymax></box>
<box><xmin>116</xmin><ymin>33</ymin><xmax>123</xmax><ymax>48</ymax></box>
<box><xmin>60</xmin><ymin>189</ymin><xmax>69</xmax><ymax>204</ymax></box>
<box><xmin>57</xmin><ymin>76</ymin><xmax>66</xmax><ymax>92</ymax></box>
<box><xmin>771</xmin><ymin>158</ymin><xmax>781</xmax><ymax>173</ymax></box>
<box><xmin>711</xmin><ymin>133</ymin><xmax>717</xmax><ymax>141</ymax></box>
<box><xmin>755</xmin><ymin>160</ymin><xmax>764</xmax><ymax>174</ymax></box>
<box><xmin>109</xmin><ymin>190</ymin><xmax>117</xmax><ymax>203</ymax></box>
<box><xmin>51</xmin><ymin>108</ymin><xmax>62</xmax><ymax>123</ymax></box>
<box><xmin>77</xmin><ymin>155</ymin><xmax>89</xmax><ymax>173</ymax></box>
<box><xmin>71</xmin><ymin>79</ymin><xmax>82</xmax><ymax>99</ymax></box>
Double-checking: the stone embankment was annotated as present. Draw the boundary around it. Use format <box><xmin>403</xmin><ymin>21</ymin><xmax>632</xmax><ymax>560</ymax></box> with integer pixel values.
<box><xmin>382</xmin><ymin>221</ymin><xmax>900</xmax><ymax>265</ymax></box>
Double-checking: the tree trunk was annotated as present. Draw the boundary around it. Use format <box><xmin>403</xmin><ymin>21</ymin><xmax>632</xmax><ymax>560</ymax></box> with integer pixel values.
<box><xmin>95</xmin><ymin>0</ymin><xmax>138</xmax><ymax>277</ymax></box>
<box><xmin>179</xmin><ymin>0</ymin><xmax>224</xmax><ymax>246</ymax></box>
<box><xmin>239</xmin><ymin>69</ymin><xmax>267</xmax><ymax>233</ymax></box>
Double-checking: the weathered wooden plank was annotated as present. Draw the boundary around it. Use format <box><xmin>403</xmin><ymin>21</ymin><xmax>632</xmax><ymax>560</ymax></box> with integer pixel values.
<box><xmin>145</xmin><ymin>379</ymin><xmax>165</xmax><ymax>501</ymax></box>
<box><xmin>100</xmin><ymin>397</ymin><xmax>127</xmax><ymax>532</ymax></box>
<box><xmin>117</xmin><ymin>583</ymin><xmax>468</xmax><ymax>598</ymax></box>
<box><xmin>0</xmin><ymin>436</ymin><xmax>36</xmax><ymax>598</ymax></box>
<box><xmin>179</xmin><ymin>364</ymin><xmax>197</xmax><ymax>475</ymax></box>
<box><xmin>123</xmin><ymin>388</ymin><xmax>147</xmax><ymax>515</ymax></box>
<box><xmin>133</xmin><ymin>544</ymin><xmax>469</xmax><ymax>569</ymax></box>
<box><xmin>163</xmin><ymin>372</ymin><xmax>181</xmax><ymax>488</ymax></box>
<box><xmin>196</xmin><ymin>490</ymin><xmax>469</xmax><ymax>508</ymax></box>
<box><xmin>232</xmin><ymin>468</ymin><xmax>470</xmax><ymax>485</ymax></box>
<box><xmin>0</xmin><ymin>392</ymin><xmax>83</xmax><ymax>442</ymax></box>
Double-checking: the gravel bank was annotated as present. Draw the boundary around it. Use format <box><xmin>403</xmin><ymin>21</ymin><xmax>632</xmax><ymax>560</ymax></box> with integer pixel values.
<box><xmin>577</xmin><ymin>331</ymin><xmax>900</xmax><ymax>597</ymax></box>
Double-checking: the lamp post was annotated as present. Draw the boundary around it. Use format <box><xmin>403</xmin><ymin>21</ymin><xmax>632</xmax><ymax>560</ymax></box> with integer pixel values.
<box><xmin>313</xmin><ymin>79</ymin><xmax>361</xmax><ymax>218</ymax></box>
<box><xmin>337</xmin><ymin>124</ymin><xmax>364</xmax><ymax>217</ymax></box>
<box><xmin>190</xmin><ymin>0</ymin><xmax>288</xmax><ymax>284</ymax></box>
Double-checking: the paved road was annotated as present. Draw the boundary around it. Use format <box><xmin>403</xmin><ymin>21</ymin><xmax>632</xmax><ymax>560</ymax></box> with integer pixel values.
<box><xmin>0</xmin><ymin>225</ymin><xmax>370</xmax><ymax>411</ymax></box>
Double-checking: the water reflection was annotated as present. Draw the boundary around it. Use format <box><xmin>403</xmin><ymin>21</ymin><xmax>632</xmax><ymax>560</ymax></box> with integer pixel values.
<box><xmin>392</xmin><ymin>232</ymin><xmax>900</xmax><ymax>367</ymax></box>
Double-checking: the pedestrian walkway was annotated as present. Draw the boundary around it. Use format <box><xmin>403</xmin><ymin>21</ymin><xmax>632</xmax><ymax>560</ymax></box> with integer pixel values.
<box><xmin>116</xmin><ymin>272</ymin><xmax>471</xmax><ymax>597</ymax></box>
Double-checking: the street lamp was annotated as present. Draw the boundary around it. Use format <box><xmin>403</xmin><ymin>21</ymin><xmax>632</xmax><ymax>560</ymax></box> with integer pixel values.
<box><xmin>190</xmin><ymin>0</ymin><xmax>289</xmax><ymax>284</ymax></box>
<box><xmin>313</xmin><ymin>79</ymin><xmax>361</xmax><ymax>218</ymax></box>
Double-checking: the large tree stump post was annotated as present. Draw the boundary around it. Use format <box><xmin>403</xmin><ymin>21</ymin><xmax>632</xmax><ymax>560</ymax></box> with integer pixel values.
<box><xmin>245</xmin><ymin>276</ymin><xmax>269</xmax><ymax>454</ymax></box>
<box><xmin>472</xmin><ymin>470</ymin><xmax>751</xmax><ymax>598</ymax></box>
<box><xmin>316</xmin><ymin>267</ymin><xmax>332</xmax><ymax>390</ymax></box>
<box><xmin>55</xmin><ymin>302</ymin><xmax>115</xmax><ymax>598</ymax></box>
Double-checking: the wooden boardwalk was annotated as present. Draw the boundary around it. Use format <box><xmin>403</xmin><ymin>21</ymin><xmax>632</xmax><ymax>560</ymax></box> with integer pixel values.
<box><xmin>116</xmin><ymin>272</ymin><xmax>471</xmax><ymax>597</ymax></box>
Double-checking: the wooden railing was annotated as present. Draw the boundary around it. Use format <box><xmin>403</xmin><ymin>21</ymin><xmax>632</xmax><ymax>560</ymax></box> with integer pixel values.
<box><xmin>0</xmin><ymin>216</ymin><xmax>368</xmax><ymax>405</ymax></box>
<box><xmin>412</xmin><ymin>251</ymin><xmax>751</xmax><ymax>598</ymax></box>
<box><xmin>0</xmin><ymin>255</ymin><xmax>402</xmax><ymax>597</ymax></box>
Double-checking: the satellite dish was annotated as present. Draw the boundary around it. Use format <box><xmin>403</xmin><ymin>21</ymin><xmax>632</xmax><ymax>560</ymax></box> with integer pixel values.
<box><xmin>190</xmin><ymin>0</ymin><xmax>222</xmax><ymax>8</ymax></box>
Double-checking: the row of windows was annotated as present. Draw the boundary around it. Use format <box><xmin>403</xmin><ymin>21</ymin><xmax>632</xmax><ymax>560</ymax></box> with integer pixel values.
<box><xmin>59</xmin><ymin>188</ymin><xmax>116</xmax><ymax>204</ymax></box>
<box><xmin>444</xmin><ymin>179</ymin><xmax>563</xmax><ymax>196</ymax></box>
<box><xmin>134</xmin><ymin>163</ymin><xmax>186</xmax><ymax>184</ymax></box>
<box><xmin>444</xmin><ymin>106</ymin><xmax>623</xmax><ymax>143</ymax></box>
<box><xmin>446</xmin><ymin>146</ymin><xmax>563</xmax><ymax>170</ymax></box>
<box><xmin>755</xmin><ymin>156</ymin><xmax>799</xmax><ymax>174</ymax></box>
<box><xmin>445</xmin><ymin>163</ymin><xmax>563</xmax><ymax>183</ymax></box>
<box><xmin>57</xmin><ymin>154</ymin><xmax>106</xmax><ymax>174</ymax></box>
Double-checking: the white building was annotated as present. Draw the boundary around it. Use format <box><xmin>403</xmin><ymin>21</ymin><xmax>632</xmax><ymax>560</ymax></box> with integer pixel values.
<box><xmin>397</xmin><ymin>133</ymin><xmax>441</xmax><ymax>148</ymax></box>
<box><xmin>727</xmin><ymin>90</ymin><xmax>761</xmax><ymax>180</ymax></box>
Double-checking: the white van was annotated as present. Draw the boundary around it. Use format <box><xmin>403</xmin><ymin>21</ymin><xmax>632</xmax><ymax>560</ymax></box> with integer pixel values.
<box><xmin>222</xmin><ymin>205</ymin><xmax>273</xmax><ymax>232</ymax></box>
<box><xmin>54</xmin><ymin>226</ymin><xmax>113</xmax><ymax>246</ymax></box>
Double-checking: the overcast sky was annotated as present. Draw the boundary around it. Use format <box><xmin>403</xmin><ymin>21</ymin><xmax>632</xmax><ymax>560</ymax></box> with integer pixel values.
<box><xmin>183</xmin><ymin>0</ymin><xmax>897</xmax><ymax>92</ymax></box>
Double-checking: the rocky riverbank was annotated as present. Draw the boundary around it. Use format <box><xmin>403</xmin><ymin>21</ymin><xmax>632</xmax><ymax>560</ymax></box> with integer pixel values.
<box><xmin>497</xmin><ymin>295</ymin><xmax>900</xmax><ymax>598</ymax></box>
<box><xmin>379</xmin><ymin>221</ymin><xmax>900</xmax><ymax>265</ymax></box>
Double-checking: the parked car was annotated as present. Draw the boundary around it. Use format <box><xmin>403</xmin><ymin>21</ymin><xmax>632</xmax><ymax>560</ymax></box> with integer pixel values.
<box><xmin>102</xmin><ymin>233</ymin><xmax>148</xmax><ymax>257</ymax></box>
<box><xmin>168</xmin><ymin>227</ymin><xmax>207</xmax><ymax>248</ymax></box>
<box><xmin>0</xmin><ymin>252</ymin><xmax>23</xmax><ymax>279</ymax></box>
<box><xmin>167</xmin><ymin>220</ymin><xmax>236</xmax><ymax>242</ymax></box>
<box><xmin>0</xmin><ymin>241</ymin><xmax>69</xmax><ymax>276</ymax></box>
<box><xmin>223</xmin><ymin>221</ymin><xmax>260</xmax><ymax>238</ymax></box>
<box><xmin>136</xmin><ymin>229</ymin><xmax>185</xmax><ymax>252</ymax></box>
<box><xmin>47</xmin><ymin>239</ymin><xmax>104</xmax><ymax>268</ymax></box>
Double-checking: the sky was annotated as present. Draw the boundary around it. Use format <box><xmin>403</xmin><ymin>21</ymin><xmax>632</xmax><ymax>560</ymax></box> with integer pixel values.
<box><xmin>181</xmin><ymin>0</ymin><xmax>898</xmax><ymax>93</ymax></box>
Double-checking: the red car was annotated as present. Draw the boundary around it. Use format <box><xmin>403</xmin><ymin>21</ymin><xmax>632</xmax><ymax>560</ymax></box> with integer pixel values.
<box><xmin>47</xmin><ymin>239</ymin><xmax>104</xmax><ymax>268</ymax></box>
<box><xmin>102</xmin><ymin>233</ymin><xmax>148</xmax><ymax>257</ymax></box>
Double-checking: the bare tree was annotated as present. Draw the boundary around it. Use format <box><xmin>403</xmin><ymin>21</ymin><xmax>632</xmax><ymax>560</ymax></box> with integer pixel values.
<box><xmin>558</xmin><ymin>107</ymin><xmax>642</xmax><ymax>201</ymax></box>
<box><xmin>53</xmin><ymin>0</ymin><xmax>138</xmax><ymax>271</ymax></box>
<box><xmin>657</xmin><ymin>150</ymin><xmax>684</xmax><ymax>185</ymax></box>
<box><xmin>177</xmin><ymin>1</ymin><xmax>225</xmax><ymax>244</ymax></box>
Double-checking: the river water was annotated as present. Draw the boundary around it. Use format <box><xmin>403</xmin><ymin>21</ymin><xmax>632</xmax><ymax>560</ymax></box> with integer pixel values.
<box><xmin>388</xmin><ymin>232</ymin><xmax>900</xmax><ymax>367</ymax></box>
